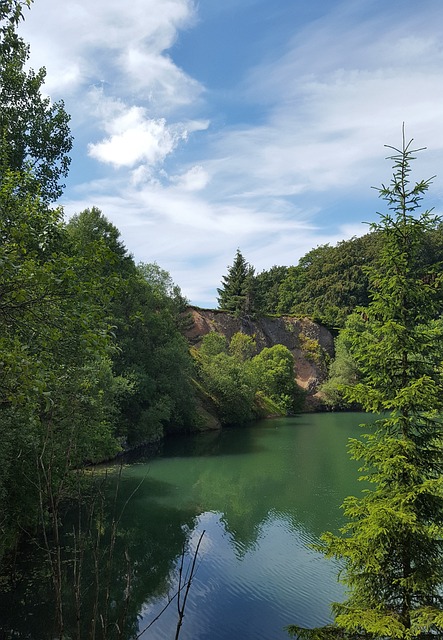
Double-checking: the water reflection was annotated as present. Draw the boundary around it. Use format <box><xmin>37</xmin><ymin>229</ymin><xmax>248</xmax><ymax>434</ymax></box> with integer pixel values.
<box><xmin>0</xmin><ymin>413</ymin><xmax>370</xmax><ymax>639</ymax></box>
<box><xmin>136</xmin><ymin>510</ymin><xmax>343</xmax><ymax>640</ymax></box>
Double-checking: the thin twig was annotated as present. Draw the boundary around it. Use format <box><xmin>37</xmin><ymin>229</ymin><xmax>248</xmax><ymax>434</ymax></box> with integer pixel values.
<box><xmin>136</xmin><ymin>530</ymin><xmax>205</xmax><ymax>640</ymax></box>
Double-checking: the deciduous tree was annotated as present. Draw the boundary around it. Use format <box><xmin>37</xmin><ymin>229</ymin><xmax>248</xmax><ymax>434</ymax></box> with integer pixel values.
<box><xmin>0</xmin><ymin>0</ymin><xmax>72</xmax><ymax>202</ymax></box>
<box><xmin>250</xmin><ymin>344</ymin><xmax>298</xmax><ymax>413</ymax></box>
<box><xmin>67</xmin><ymin>208</ymin><xmax>196</xmax><ymax>445</ymax></box>
<box><xmin>0</xmin><ymin>170</ymin><xmax>121</xmax><ymax>557</ymax></box>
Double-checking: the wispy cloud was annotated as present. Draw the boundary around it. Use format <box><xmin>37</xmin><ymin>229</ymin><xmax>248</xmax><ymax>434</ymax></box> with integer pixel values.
<box><xmin>20</xmin><ymin>0</ymin><xmax>443</xmax><ymax>306</ymax></box>
<box><xmin>214</xmin><ymin>2</ymin><xmax>443</xmax><ymax>200</ymax></box>
<box><xmin>21</xmin><ymin>0</ymin><xmax>198</xmax><ymax>101</ymax></box>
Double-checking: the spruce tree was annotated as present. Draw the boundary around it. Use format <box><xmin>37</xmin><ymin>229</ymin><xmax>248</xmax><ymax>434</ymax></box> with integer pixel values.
<box><xmin>217</xmin><ymin>249</ymin><xmax>255</xmax><ymax>316</ymax></box>
<box><xmin>288</xmin><ymin>131</ymin><xmax>443</xmax><ymax>639</ymax></box>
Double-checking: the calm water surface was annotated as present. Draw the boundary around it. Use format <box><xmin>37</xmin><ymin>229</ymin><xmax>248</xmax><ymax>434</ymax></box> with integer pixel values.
<box><xmin>1</xmin><ymin>412</ymin><xmax>372</xmax><ymax>639</ymax></box>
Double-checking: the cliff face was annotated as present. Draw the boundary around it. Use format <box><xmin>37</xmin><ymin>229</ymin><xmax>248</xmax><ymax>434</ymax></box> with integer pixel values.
<box><xmin>184</xmin><ymin>308</ymin><xmax>335</xmax><ymax>410</ymax></box>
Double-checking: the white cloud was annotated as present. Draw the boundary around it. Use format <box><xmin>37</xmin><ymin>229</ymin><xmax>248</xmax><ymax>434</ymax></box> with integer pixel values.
<box><xmin>62</xmin><ymin>169</ymin><xmax>325</xmax><ymax>306</ymax></box>
<box><xmin>172</xmin><ymin>165</ymin><xmax>210</xmax><ymax>191</ymax></box>
<box><xmin>26</xmin><ymin>0</ymin><xmax>443</xmax><ymax>307</ymax></box>
<box><xmin>121</xmin><ymin>48</ymin><xmax>203</xmax><ymax>108</ymax></box>
<box><xmin>20</xmin><ymin>0</ymin><xmax>200</xmax><ymax>110</ymax></box>
<box><xmin>86</xmin><ymin>95</ymin><xmax>209</xmax><ymax>169</ymax></box>
<box><xmin>230</xmin><ymin>1</ymin><xmax>443</xmax><ymax>199</ymax></box>
<box><xmin>88</xmin><ymin>110</ymin><xmax>184</xmax><ymax>168</ymax></box>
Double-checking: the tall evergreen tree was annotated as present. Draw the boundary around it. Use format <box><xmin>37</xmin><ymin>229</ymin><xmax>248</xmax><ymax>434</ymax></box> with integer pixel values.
<box><xmin>217</xmin><ymin>249</ymin><xmax>255</xmax><ymax>316</ymax></box>
<box><xmin>288</xmin><ymin>132</ymin><xmax>443</xmax><ymax>639</ymax></box>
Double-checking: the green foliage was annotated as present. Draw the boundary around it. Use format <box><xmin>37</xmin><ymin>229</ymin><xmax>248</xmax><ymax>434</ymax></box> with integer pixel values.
<box><xmin>196</xmin><ymin>332</ymin><xmax>256</xmax><ymax>425</ymax></box>
<box><xmin>0</xmin><ymin>168</ymin><xmax>122</xmax><ymax>556</ymax></box>
<box><xmin>229</xmin><ymin>332</ymin><xmax>256</xmax><ymax>361</ymax></box>
<box><xmin>0</xmin><ymin>0</ymin><xmax>72</xmax><ymax>202</ymax></box>
<box><xmin>138</xmin><ymin>261</ymin><xmax>188</xmax><ymax>312</ymax></box>
<box><xmin>217</xmin><ymin>228</ymin><xmax>443</xmax><ymax>331</ymax></box>
<box><xmin>217</xmin><ymin>249</ymin><xmax>255</xmax><ymax>316</ymax></box>
<box><xmin>199</xmin><ymin>331</ymin><xmax>228</xmax><ymax>358</ymax></box>
<box><xmin>254</xmin><ymin>265</ymin><xmax>288</xmax><ymax>315</ymax></box>
<box><xmin>291</xmin><ymin>133</ymin><xmax>443</xmax><ymax>639</ymax></box>
<box><xmin>195</xmin><ymin>332</ymin><xmax>300</xmax><ymax>423</ymax></box>
<box><xmin>277</xmin><ymin>234</ymin><xmax>381</xmax><ymax>329</ymax></box>
<box><xmin>199</xmin><ymin>350</ymin><xmax>257</xmax><ymax>425</ymax></box>
<box><xmin>249</xmin><ymin>344</ymin><xmax>299</xmax><ymax>413</ymax></box>
<box><xmin>67</xmin><ymin>208</ymin><xmax>197</xmax><ymax>446</ymax></box>
<box><xmin>320</xmin><ymin>317</ymin><xmax>362</xmax><ymax>408</ymax></box>
<box><xmin>117</xmin><ymin>263</ymin><xmax>196</xmax><ymax>443</ymax></box>
<box><xmin>67</xmin><ymin>206</ymin><xmax>130</xmax><ymax>265</ymax></box>
<box><xmin>0</xmin><ymin>0</ymin><xmax>199</xmax><ymax>586</ymax></box>
<box><xmin>273</xmin><ymin>219</ymin><xmax>443</xmax><ymax>330</ymax></box>
<box><xmin>0</xmin><ymin>190</ymin><xmax>197</xmax><ymax>558</ymax></box>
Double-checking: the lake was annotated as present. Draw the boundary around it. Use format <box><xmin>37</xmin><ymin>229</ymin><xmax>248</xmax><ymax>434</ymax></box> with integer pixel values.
<box><xmin>0</xmin><ymin>412</ymin><xmax>372</xmax><ymax>639</ymax></box>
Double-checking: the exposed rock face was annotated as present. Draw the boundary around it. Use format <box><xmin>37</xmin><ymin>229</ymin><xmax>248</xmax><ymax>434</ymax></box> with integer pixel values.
<box><xmin>184</xmin><ymin>308</ymin><xmax>335</xmax><ymax>410</ymax></box>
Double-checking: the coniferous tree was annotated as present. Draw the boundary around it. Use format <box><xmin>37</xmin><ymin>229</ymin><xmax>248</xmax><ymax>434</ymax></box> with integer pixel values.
<box><xmin>217</xmin><ymin>249</ymin><xmax>255</xmax><ymax>316</ymax></box>
<box><xmin>288</xmin><ymin>132</ymin><xmax>443</xmax><ymax>639</ymax></box>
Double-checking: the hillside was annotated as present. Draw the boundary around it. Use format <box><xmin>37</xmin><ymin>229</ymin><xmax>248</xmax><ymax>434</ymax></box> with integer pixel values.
<box><xmin>184</xmin><ymin>308</ymin><xmax>334</xmax><ymax>411</ymax></box>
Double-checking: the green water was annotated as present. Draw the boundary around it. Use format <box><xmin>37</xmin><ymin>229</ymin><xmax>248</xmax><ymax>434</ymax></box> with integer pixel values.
<box><xmin>0</xmin><ymin>412</ymin><xmax>371</xmax><ymax>639</ymax></box>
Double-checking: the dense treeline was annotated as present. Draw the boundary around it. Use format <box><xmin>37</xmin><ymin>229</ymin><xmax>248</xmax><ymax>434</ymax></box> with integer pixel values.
<box><xmin>1</xmin><ymin>184</ymin><xmax>303</xmax><ymax>555</ymax></box>
<box><xmin>66</xmin><ymin>208</ymin><xmax>196</xmax><ymax>445</ymax></box>
<box><xmin>219</xmin><ymin>227</ymin><xmax>443</xmax><ymax>330</ymax></box>
<box><xmin>0</xmin><ymin>0</ymin><xmax>189</xmax><ymax>561</ymax></box>
<box><xmin>0</xmin><ymin>180</ymin><xmax>198</xmax><ymax>552</ymax></box>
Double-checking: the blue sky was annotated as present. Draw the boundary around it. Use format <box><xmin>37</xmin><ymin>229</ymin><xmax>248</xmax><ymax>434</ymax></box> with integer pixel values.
<box><xmin>20</xmin><ymin>0</ymin><xmax>443</xmax><ymax>307</ymax></box>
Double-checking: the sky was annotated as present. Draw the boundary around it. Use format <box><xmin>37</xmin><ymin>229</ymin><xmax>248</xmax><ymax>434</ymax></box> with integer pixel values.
<box><xmin>18</xmin><ymin>0</ymin><xmax>443</xmax><ymax>307</ymax></box>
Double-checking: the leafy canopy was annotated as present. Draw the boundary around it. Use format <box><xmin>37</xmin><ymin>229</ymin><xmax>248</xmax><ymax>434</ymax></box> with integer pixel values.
<box><xmin>0</xmin><ymin>0</ymin><xmax>72</xmax><ymax>202</ymax></box>
<box><xmin>195</xmin><ymin>331</ymin><xmax>299</xmax><ymax>424</ymax></box>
